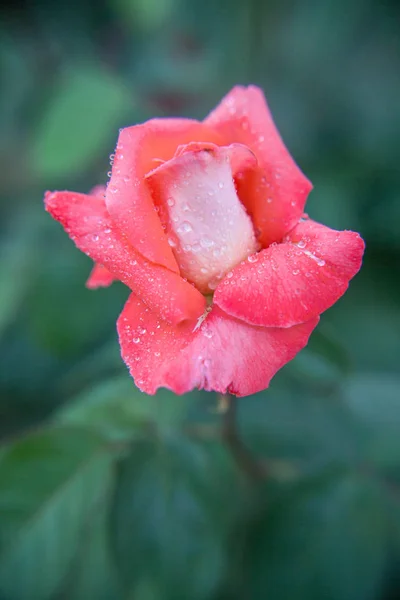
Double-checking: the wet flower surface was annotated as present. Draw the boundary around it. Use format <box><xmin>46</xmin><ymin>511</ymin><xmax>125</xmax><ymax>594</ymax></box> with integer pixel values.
<box><xmin>45</xmin><ymin>86</ymin><xmax>365</xmax><ymax>396</ymax></box>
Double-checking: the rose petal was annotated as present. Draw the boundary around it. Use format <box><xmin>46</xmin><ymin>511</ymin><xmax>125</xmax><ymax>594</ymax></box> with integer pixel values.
<box><xmin>86</xmin><ymin>263</ymin><xmax>115</xmax><ymax>289</ymax></box>
<box><xmin>89</xmin><ymin>184</ymin><xmax>106</xmax><ymax>198</ymax></box>
<box><xmin>45</xmin><ymin>190</ymin><xmax>205</xmax><ymax>324</ymax></box>
<box><xmin>214</xmin><ymin>219</ymin><xmax>365</xmax><ymax>328</ymax></box>
<box><xmin>146</xmin><ymin>143</ymin><xmax>257</xmax><ymax>293</ymax></box>
<box><xmin>204</xmin><ymin>85</ymin><xmax>312</xmax><ymax>246</ymax></box>
<box><xmin>106</xmin><ymin>119</ymin><xmax>223</xmax><ymax>271</ymax></box>
<box><xmin>118</xmin><ymin>294</ymin><xmax>319</xmax><ymax>396</ymax></box>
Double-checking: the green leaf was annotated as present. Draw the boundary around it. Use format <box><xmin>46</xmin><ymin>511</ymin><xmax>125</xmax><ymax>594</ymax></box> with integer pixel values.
<box><xmin>28</xmin><ymin>248</ymin><xmax>125</xmax><ymax>358</ymax></box>
<box><xmin>56</xmin><ymin>480</ymin><xmax>121</xmax><ymax>600</ymax></box>
<box><xmin>245</xmin><ymin>471</ymin><xmax>388</xmax><ymax>600</ymax></box>
<box><xmin>115</xmin><ymin>0</ymin><xmax>175</xmax><ymax>30</ymax></box>
<box><xmin>110</xmin><ymin>436</ymin><xmax>239</xmax><ymax>600</ymax></box>
<box><xmin>237</xmin><ymin>384</ymin><xmax>361</xmax><ymax>471</ymax></box>
<box><xmin>55</xmin><ymin>375</ymin><xmax>191</xmax><ymax>440</ymax></box>
<box><xmin>343</xmin><ymin>374</ymin><xmax>400</xmax><ymax>471</ymax></box>
<box><xmin>0</xmin><ymin>213</ymin><xmax>39</xmax><ymax>337</ymax></box>
<box><xmin>0</xmin><ymin>427</ymin><xmax>114</xmax><ymax>600</ymax></box>
<box><xmin>31</xmin><ymin>64</ymin><xmax>132</xmax><ymax>180</ymax></box>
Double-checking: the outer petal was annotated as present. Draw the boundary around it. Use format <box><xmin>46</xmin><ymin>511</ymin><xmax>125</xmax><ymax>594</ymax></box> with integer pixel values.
<box><xmin>118</xmin><ymin>294</ymin><xmax>319</xmax><ymax>397</ymax></box>
<box><xmin>86</xmin><ymin>264</ymin><xmax>115</xmax><ymax>289</ymax></box>
<box><xmin>214</xmin><ymin>220</ymin><xmax>365</xmax><ymax>328</ymax></box>
<box><xmin>45</xmin><ymin>190</ymin><xmax>205</xmax><ymax>324</ymax></box>
<box><xmin>204</xmin><ymin>86</ymin><xmax>312</xmax><ymax>246</ymax></box>
<box><xmin>84</xmin><ymin>186</ymin><xmax>116</xmax><ymax>289</ymax></box>
<box><xmin>106</xmin><ymin>119</ymin><xmax>223</xmax><ymax>271</ymax></box>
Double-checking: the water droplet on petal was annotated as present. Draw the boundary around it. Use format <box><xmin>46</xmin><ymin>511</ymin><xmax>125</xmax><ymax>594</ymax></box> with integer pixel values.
<box><xmin>247</xmin><ymin>254</ymin><xmax>258</xmax><ymax>263</ymax></box>
<box><xmin>177</xmin><ymin>221</ymin><xmax>192</xmax><ymax>234</ymax></box>
<box><xmin>200</xmin><ymin>237</ymin><xmax>214</xmax><ymax>249</ymax></box>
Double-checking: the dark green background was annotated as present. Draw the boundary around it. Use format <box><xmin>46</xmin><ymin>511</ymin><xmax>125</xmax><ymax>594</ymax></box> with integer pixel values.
<box><xmin>0</xmin><ymin>1</ymin><xmax>399</xmax><ymax>599</ymax></box>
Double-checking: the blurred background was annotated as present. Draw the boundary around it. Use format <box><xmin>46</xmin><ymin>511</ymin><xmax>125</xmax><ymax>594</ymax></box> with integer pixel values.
<box><xmin>0</xmin><ymin>0</ymin><xmax>399</xmax><ymax>599</ymax></box>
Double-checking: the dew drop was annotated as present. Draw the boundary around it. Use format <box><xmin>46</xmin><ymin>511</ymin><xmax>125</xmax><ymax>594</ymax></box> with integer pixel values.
<box><xmin>297</xmin><ymin>240</ymin><xmax>306</xmax><ymax>248</ymax></box>
<box><xmin>200</xmin><ymin>237</ymin><xmax>214</xmax><ymax>249</ymax></box>
<box><xmin>191</xmin><ymin>243</ymin><xmax>202</xmax><ymax>253</ymax></box>
<box><xmin>167</xmin><ymin>198</ymin><xmax>175</xmax><ymax>207</ymax></box>
<box><xmin>207</xmin><ymin>279</ymin><xmax>219</xmax><ymax>290</ymax></box>
<box><xmin>247</xmin><ymin>254</ymin><xmax>258</xmax><ymax>263</ymax></box>
<box><xmin>177</xmin><ymin>221</ymin><xmax>192</xmax><ymax>234</ymax></box>
<box><xmin>292</xmin><ymin>269</ymin><xmax>300</xmax><ymax>275</ymax></box>
<box><xmin>133</xmin><ymin>337</ymin><xmax>140</xmax><ymax>344</ymax></box>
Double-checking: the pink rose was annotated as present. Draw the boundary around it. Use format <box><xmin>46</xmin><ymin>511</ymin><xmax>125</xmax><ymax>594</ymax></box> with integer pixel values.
<box><xmin>45</xmin><ymin>86</ymin><xmax>364</xmax><ymax>396</ymax></box>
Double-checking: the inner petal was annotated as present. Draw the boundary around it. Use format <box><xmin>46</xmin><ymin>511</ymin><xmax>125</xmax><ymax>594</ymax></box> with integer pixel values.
<box><xmin>146</xmin><ymin>143</ymin><xmax>258</xmax><ymax>293</ymax></box>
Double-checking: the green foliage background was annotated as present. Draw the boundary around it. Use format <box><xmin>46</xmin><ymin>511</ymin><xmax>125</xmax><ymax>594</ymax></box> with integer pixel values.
<box><xmin>0</xmin><ymin>0</ymin><xmax>399</xmax><ymax>598</ymax></box>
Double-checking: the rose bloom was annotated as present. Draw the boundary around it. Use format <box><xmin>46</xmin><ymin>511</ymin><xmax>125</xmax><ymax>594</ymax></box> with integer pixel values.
<box><xmin>45</xmin><ymin>86</ymin><xmax>364</xmax><ymax>396</ymax></box>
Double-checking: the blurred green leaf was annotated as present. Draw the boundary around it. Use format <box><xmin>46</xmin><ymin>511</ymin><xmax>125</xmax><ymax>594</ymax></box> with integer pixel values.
<box><xmin>237</xmin><ymin>385</ymin><xmax>361</xmax><ymax>471</ymax></box>
<box><xmin>110</xmin><ymin>436</ymin><xmax>238</xmax><ymax>600</ymax></box>
<box><xmin>343</xmin><ymin>374</ymin><xmax>400</xmax><ymax>472</ymax></box>
<box><xmin>0</xmin><ymin>427</ymin><xmax>114</xmax><ymax>600</ymax></box>
<box><xmin>114</xmin><ymin>0</ymin><xmax>175</xmax><ymax>30</ymax></box>
<box><xmin>31</xmin><ymin>64</ymin><xmax>132</xmax><ymax>180</ymax></box>
<box><xmin>55</xmin><ymin>375</ymin><xmax>191</xmax><ymax>440</ymax></box>
<box><xmin>0</xmin><ymin>222</ymin><xmax>37</xmax><ymax>337</ymax></box>
<box><xmin>323</xmin><ymin>278</ymin><xmax>400</xmax><ymax>374</ymax></box>
<box><xmin>56</xmin><ymin>478</ymin><xmax>121</xmax><ymax>600</ymax></box>
<box><xmin>28</xmin><ymin>248</ymin><xmax>125</xmax><ymax>358</ymax></box>
<box><xmin>245</xmin><ymin>471</ymin><xmax>388</xmax><ymax>600</ymax></box>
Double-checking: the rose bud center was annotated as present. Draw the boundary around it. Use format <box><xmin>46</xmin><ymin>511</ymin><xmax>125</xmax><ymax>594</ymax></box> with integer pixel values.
<box><xmin>146</xmin><ymin>143</ymin><xmax>258</xmax><ymax>293</ymax></box>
